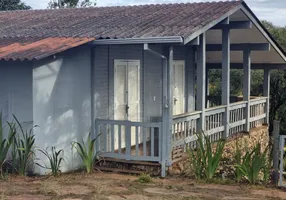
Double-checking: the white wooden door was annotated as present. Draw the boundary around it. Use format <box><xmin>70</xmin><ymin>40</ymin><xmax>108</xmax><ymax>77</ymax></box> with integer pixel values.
<box><xmin>173</xmin><ymin>60</ymin><xmax>185</xmax><ymax>116</ymax></box>
<box><xmin>114</xmin><ymin>60</ymin><xmax>140</xmax><ymax>121</ymax></box>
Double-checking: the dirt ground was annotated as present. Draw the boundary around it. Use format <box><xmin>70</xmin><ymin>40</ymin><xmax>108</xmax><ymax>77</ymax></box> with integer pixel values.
<box><xmin>1</xmin><ymin>172</ymin><xmax>286</xmax><ymax>200</ymax></box>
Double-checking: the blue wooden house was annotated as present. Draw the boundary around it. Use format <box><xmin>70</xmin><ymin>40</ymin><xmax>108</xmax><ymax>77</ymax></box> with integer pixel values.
<box><xmin>0</xmin><ymin>0</ymin><xmax>285</xmax><ymax>176</ymax></box>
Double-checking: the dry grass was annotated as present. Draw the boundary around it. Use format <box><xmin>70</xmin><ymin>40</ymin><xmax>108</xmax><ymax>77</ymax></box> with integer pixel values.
<box><xmin>0</xmin><ymin>172</ymin><xmax>284</xmax><ymax>200</ymax></box>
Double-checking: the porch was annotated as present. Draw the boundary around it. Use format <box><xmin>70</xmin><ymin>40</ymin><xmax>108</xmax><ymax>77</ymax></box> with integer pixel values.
<box><xmin>94</xmin><ymin>96</ymin><xmax>267</xmax><ymax>175</ymax></box>
<box><xmin>90</xmin><ymin>6</ymin><xmax>286</xmax><ymax>176</ymax></box>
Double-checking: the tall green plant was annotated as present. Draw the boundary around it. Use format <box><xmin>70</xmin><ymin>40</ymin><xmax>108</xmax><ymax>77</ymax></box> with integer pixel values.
<box><xmin>10</xmin><ymin>115</ymin><xmax>36</xmax><ymax>176</ymax></box>
<box><xmin>0</xmin><ymin>114</ymin><xmax>16</xmax><ymax>172</ymax></box>
<box><xmin>72</xmin><ymin>133</ymin><xmax>98</xmax><ymax>173</ymax></box>
<box><xmin>236</xmin><ymin>143</ymin><xmax>268</xmax><ymax>184</ymax></box>
<box><xmin>36</xmin><ymin>147</ymin><xmax>64</xmax><ymax>176</ymax></box>
<box><xmin>189</xmin><ymin>132</ymin><xmax>226</xmax><ymax>180</ymax></box>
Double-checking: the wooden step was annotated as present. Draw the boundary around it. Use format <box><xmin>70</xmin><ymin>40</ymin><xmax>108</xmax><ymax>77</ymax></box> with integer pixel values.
<box><xmin>95</xmin><ymin>166</ymin><xmax>143</xmax><ymax>174</ymax></box>
<box><xmin>99</xmin><ymin>157</ymin><xmax>161</xmax><ymax>167</ymax></box>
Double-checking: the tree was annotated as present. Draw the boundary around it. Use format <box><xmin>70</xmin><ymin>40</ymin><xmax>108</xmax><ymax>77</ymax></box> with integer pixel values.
<box><xmin>0</xmin><ymin>0</ymin><xmax>31</xmax><ymax>10</ymax></box>
<box><xmin>48</xmin><ymin>0</ymin><xmax>96</xmax><ymax>9</ymax></box>
<box><xmin>262</xmin><ymin>21</ymin><xmax>286</xmax><ymax>132</ymax></box>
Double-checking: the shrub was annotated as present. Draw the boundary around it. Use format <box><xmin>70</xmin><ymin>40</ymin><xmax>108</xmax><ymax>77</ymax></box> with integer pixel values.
<box><xmin>137</xmin><ymin>173</ymin><xmax>152</xmax><ymax>183</ymax></box>
<box><xmin>72</xmin><ymin>133</ymin><xmax>98</xmax><ymax>173</ymax></box>
<box><xmin>236</xmin><ymin>143</ymin><xmax>269</xmax><ymax>184</ymax></box>
<box><xmin>36</xmin><ymin>147</ymin><xmax>64</xmax><ymax>176</ymax></box>
<box><xmin>188</xmin><ymin>132</ymin><xmax>226</xmax><ymax>180</ymax></box>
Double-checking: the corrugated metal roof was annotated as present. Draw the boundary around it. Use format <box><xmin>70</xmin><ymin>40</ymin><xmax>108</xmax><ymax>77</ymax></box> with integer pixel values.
<box><xmin>0</xmin><ymin>1</ymin><xmax>242</xmax><ymax>61</ymax></box>
<box><xmin>0</xmin><ymin>37</ymin><xmax>94</xmax><ymax>61</ymax></box>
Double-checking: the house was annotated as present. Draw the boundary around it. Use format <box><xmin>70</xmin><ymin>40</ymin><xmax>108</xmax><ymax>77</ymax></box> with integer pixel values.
<box><xmin>0</xmin><ymin>0</ymin><xmax>285</xmax><ymax>176</ymax></box>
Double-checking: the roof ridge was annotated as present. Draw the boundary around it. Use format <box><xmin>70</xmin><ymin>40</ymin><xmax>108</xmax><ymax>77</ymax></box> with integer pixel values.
<box><xmin>0</xmin><ymin>0</ymin><xmax>242</xmax><ymax>13</ymax></box>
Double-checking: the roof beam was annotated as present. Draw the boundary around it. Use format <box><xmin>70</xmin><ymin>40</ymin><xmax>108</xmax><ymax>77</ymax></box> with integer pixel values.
<box><xmin>206</xmin><ymin>43</ymin><xmax>270</xmax><ymax>51</ymax></box>
<box><xmin>207</xmin><ymin>63</ymin><xmax>286</xmax><ymax>69</ymax></box>
<box><xmin>211</xmin><ymin>21</ymin><xmax>252</xmax><ymax>30</ymax></box>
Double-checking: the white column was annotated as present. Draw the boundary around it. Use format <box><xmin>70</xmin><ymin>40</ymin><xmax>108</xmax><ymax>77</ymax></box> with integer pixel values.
<box><xmin>197</xmin><ymin>33</ymin><xmax>206</xmax><ymax>132</ymax></box>
<box><xmin>263</xmin><ymin>67</ymin><xmax>270</xmax><ymax>124</ymax></box>
<box><xmin>222</xmin><ymin>28</ymin><xmax>230</xmax><ymax>138</ymax></box>
<box><xmin>243</xmin><ymin>49</ymin><xmax>251</xmax><ymax>132</ymax></box>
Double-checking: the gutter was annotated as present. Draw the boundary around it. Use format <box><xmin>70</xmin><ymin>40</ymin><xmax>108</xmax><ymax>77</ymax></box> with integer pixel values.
<box><xmin>92</xmin><ymin>36</ymin><xmax>184</xmax><ymax>45</ymax></box>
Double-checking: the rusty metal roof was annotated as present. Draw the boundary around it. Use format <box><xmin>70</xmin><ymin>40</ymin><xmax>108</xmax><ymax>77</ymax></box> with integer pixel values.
<box><xmin>0</xmin><ymin>37</ymin><xmax>94</xmax><ymax>61</ymax></box>
<box><xmin>0</xmin><ymin>1</ymin><xmax>242</xmax><ymax>61</ymax></box>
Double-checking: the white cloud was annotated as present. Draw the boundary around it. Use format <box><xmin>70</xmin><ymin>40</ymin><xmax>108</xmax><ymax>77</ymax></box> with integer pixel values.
<box><xmin>23</xmin><ymin>0</ymin><xmax>286</xmax><ymax>26</ymax></box>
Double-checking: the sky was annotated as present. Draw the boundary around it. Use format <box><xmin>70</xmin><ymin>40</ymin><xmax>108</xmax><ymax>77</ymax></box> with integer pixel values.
<box><xmin>23</xmin><ymin>0</ymin><xmax>286</xmax><ymax>26</ymax></box>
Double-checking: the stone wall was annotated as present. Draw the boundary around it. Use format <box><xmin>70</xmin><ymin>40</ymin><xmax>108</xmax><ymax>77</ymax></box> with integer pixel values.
<box><xmin>223</xmin><ymin>125</ymin><xmax>269</xmax><ymax>159</ymax></box>
<box><xmin>168</xmin><ymin>125</ymin><xmax>270</xmax><ymax>176</ymax></box>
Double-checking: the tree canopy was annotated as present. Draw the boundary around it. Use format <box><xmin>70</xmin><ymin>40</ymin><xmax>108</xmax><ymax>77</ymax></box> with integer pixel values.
<box><xmin>48</xmin><ymin>0</ymin><xmax>96</xmax><ymax>9</ymax></box>
<box><xmin>0</xmin><ymin>0</ymin><xmax>31</xmax><ymax>10</ymax></box>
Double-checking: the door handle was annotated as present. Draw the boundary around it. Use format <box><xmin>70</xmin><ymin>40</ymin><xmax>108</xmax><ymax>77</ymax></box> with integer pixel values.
<box><xmin>125</xmin><ymin>105</ymin><xmax>130</xmax><ymax>114</ymax></box>
<box><xmin>174</xmin><ymin>98</ymin><xmax>178</xmax><ymax>105</ymax></box>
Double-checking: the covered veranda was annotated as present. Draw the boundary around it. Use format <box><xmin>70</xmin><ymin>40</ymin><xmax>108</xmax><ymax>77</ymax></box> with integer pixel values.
<box><xmin>93</xmin><ymin>5</ymin><xmax>286</xmax><ymax>177</ymax></box>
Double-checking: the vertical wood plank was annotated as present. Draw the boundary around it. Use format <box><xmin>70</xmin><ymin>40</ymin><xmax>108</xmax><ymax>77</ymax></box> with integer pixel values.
<box><xmin>111</xmin><ymin>124</ymin><xmax>114</xmax><ymax>153</ymax></box>
<box><xmin>103</xmin><ymin>124</ymin><xmax>107</xmax><ymax>151</ymax></box>
<box><xmin>143</xmin><ymin>127</ymin><xmax>147</xmax><ymax>157</ymax></box>
<box><xmin>151</xmin><ymin>127</ymin><xmax>155</xmax><ymax>157</ymax></box>
<box><xmin>118</xmin><ymin>125</ymin><xmax>122</xmax><ymax>155</ymax></box>
<box><xmin>135</xmin><ymin>126</ymin><xmax>139</xmax><ymax>156</ymax></box>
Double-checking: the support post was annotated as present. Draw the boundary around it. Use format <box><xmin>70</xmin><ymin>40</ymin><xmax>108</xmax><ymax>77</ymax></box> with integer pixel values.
<box><xmin>263</xmin><ymin>67</ymin><xmax>270</xmax><ymax>124</ymax></box>
<box><xmin>167</xmin><ymin>46</ymin><xmax>174</xmax><ymax>164</ymax></box>
<box><xmin>206</xmin><ymin>68</ymin><xmax>210</xmax><ymax>108</ymax></box>
<box><xmin>197</xmin><ymin>33</ymin><xmax>206</xmax><ymax>132</ymax></box>
<box><xmin>243</xmin><ymin>49</ymin><xmax>251</xmax><ymax>132</ymax></box>
<box><xmin>161</xmin><ymin>57</ymin><xmax>168</xmax><ymax>177</ymax></box>
<box><xmin>161</xmin><ymin>46</ymin><xmax>174</xmax><ymax>177</ymax></box>
<box><xmin>222</xmin><ymin>27</ymin><xmax>230</xmax><ymax>138</ymax></box>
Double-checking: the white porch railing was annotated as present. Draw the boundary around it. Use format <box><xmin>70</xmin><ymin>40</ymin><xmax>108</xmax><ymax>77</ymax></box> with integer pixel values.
<box><xmin>172</xmin><ymin>97</ymin><xmax>267</xmax><ymax>149</ymax></box>
<box><xmin>94</xmin><ymin>119</ymin><xmax>162</xmax><ymax>162</ymax></box>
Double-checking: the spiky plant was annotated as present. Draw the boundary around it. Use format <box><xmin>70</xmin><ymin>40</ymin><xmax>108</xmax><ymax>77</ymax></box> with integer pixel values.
<box><xmin>0</xmin><ymin>113</ymin><xmax>16</xmax><ymax>174</ymax></box>
<box><xmin>236</xmin><ymin>143</ymin><xmax>268</xmax><ymax>184</ymax></box>
<box><xmin>188</xmin><ymin>132</ymin><xmax>226</xmax><ymax>180</ymax></box>
<box><xmin>71</xmin><ymin>133</ymin><xmax>99</xmax><ymax>173</ymax></box>
<box><xmin>36</xmin><ymin>147</ymin><xmax>64</xmax><ymax>176</ymax></box>
<box><xmin>10</xmin><ymin>115</ymin><xmax>36</xmax><ymax>176</ymax></box>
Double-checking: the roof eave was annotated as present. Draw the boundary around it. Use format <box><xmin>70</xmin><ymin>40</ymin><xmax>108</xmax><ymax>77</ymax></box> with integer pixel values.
<box><xmin>92</xmin><ymin>36</ymin><xmax>184</xmax><ymax>45</ymax></box>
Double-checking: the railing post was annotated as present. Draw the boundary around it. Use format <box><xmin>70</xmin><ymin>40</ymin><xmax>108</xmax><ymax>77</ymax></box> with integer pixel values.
<box><xmin>263</xmin><ymin>67</ymin><xmax>270</xmax><ymax>124</ymax></box>
<box><xmin>197</xmin><ymin>33</ymin><xmax>206</xmax><ymax>133</ymax></box>
<box><xmin>222</xmin><ymin>26</ymin><xmax>230</xmax><ymax>138</ymax></box>
<box><xmin>243</xmin><ymin>48</ymin><xmax>251</xmax><ymax>132</ymax></box>
<box><xmin>125</xmin><ymin>121</ymin><xmax>131</xmax><ymax>160</ymax></box>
